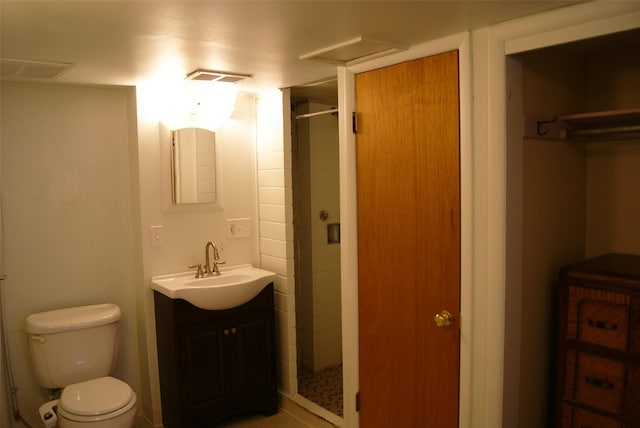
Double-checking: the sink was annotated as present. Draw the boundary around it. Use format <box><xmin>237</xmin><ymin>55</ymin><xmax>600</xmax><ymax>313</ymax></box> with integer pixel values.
<box><xmin>151</xmin><ymin>264</ymin><xmax>276</xmax><ymax>310</ymax></box>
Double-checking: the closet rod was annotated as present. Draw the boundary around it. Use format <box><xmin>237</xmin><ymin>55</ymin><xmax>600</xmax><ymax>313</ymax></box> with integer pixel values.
<box><xmin>564</xmin><ymin>124</ymin><xmax>640</xmax><ymax>139</ymax></box>
<box><xmin>295</xmin><ymin>108</ymin><xmax>339</xmax><ymax>120</ymax></box>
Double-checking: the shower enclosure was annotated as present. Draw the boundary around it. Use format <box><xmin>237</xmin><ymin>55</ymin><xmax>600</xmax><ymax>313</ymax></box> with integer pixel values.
<box><xmin>290</xmin><ymin>79</ymin><xmax>343</xmax><ymax>417</ymax></box>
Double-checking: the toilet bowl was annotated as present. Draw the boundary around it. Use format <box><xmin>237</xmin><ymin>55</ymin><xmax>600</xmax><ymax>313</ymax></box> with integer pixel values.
<box><xmin>25</xmin><ymin>304</ymin><xmax>137</xmax><ymax>428</ymax></box>
<box><xmin>40</xmin><ymin>377</ymin><xmax>136</xmax><ymax>428</ymax></box>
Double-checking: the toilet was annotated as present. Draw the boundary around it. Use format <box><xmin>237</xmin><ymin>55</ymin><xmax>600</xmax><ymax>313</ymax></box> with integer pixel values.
<box><xmin>25</xmin><ymin>303</ymin><xmax>137</xmax><ymax>428</ymax></box>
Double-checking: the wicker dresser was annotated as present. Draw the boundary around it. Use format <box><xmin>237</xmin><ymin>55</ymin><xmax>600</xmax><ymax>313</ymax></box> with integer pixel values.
<box><xmin>555</xmin><ymin>253</ymin><xmax>640</xmax><ymax>427</ymax></box>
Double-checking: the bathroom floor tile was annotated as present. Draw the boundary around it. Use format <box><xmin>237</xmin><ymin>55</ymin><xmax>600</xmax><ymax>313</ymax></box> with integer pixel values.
<box><xmin>218</xmin><ymin>411</ymin><xmax>314</xmax><ymax>427</ymax></box>
<box><xmin>297</xmin><ymin>365</ymin><xmax>343</xmax><ymax>417</ymax></box>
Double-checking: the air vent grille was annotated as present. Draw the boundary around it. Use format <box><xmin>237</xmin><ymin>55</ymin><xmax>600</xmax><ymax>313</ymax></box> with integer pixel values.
<box><xmin>1</xmin><ymin>58</ymin><xmax>75</xmax><ymax>79</ymax></box>
<box><xmin>185</xmin><ymin>69</ymin><xmax>252</xmax><ymax>83</ymax></box>
<box><xmin>299</xmin><ymin>36</ymin><xmax>406</xmax><ymax>65</ymax></box>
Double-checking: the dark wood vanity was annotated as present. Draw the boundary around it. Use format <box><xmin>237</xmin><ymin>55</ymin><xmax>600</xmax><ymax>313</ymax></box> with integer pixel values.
<box><xmin>554</xmin><ymin>254</ymin><xmax>640</xmax><ymax>427</ymax></box>
<box><xmin>154</xmin><ymin>284</ymin><xmax>278</xmax><ymax>427</ymax></box>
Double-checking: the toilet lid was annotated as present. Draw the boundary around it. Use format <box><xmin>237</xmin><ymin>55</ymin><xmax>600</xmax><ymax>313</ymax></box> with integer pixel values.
<box><xmin>60</xmin><ymin>376</ymin><xmax>134</xmax><ymax>417</ymax></box>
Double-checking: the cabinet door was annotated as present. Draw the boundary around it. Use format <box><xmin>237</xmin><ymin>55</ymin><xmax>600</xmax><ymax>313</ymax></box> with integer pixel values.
<box><xmin>177</xmin><ymin>320</ymin><xmax>226</xmax><ymax>411</ymax></box>
<box><xmin>227</xmin><ymin>312</ymin><xmax>276</xmax><ymax>400</ymax></box>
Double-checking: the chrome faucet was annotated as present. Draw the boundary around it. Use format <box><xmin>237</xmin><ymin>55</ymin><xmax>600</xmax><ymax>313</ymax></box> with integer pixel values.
<box><xmin>204</xmin><ymin>241</ymin><xmax>224</xmax><ymax>276</ymax></box>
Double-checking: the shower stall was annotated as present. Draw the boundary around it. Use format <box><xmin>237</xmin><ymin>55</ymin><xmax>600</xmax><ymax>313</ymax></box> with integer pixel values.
<box><xmin>290</xmin><ymin>81</ymin><xmax>343</xmax><ymax>418</ymax></box>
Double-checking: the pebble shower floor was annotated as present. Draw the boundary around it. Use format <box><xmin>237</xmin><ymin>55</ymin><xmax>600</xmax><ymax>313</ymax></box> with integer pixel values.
<box><xmin>297</xmin><ymin>365</ymin><xmax>343</xmax><ymax>417</ymax></box>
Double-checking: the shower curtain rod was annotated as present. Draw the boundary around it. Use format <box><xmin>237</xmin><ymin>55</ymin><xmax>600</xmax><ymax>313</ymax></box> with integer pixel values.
<box><xmin>295</xmin><ymin>108</ymin><xmax>339</xmax><ymax>120</ymax></box>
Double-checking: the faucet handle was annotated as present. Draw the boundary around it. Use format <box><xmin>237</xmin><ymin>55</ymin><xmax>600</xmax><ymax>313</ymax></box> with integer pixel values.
<box><xmin>188</xmin><ymin>264</ymin><xmax>205</xmax><ymax>278</ymax></box>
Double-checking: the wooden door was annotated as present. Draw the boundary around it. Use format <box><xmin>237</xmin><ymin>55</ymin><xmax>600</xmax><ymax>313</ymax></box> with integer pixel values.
<box><xmin>356</xmin><ymin>50</ymin><xmax>460</xmax><ymax>427</ymax></box>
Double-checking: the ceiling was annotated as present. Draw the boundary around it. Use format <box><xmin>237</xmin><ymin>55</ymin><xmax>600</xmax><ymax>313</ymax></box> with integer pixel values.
<box><xmin>1</xmin><ymin>1</ymin><xmax>585</xmax><ymax>93</ymax></box>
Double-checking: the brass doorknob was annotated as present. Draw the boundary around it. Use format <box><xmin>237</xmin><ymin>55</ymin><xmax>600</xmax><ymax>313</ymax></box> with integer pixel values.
<box><xmin>433</xmin><ymin>310</ymin><xmax>453</xmax><ymax>327</ymax></box>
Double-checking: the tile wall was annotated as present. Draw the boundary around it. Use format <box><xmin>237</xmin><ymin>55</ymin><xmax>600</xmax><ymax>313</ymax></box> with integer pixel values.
<box><xmin>255</xmin><ymin>90</ymin><xmax>297</xmax><ymax>394</ymax></box>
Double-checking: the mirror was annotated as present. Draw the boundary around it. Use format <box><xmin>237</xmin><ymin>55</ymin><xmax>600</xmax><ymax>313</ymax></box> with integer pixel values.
<box><xmin>171</xmin><ymin>128</ymin><xmax>217</xmax><ymax>204</ymax></box>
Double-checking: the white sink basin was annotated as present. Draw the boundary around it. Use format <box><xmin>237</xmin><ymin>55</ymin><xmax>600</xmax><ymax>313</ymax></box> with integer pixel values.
<box><xmin>151</xmin><ymin>264</ymin><xmax>276</xmax><ymax>310</ymax></box>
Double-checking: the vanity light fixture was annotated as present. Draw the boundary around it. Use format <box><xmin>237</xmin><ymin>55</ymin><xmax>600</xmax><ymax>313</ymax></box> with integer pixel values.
<box><xmin>160</xmin><ymin>73</ymin><xmax>245</xmax><ymax>132</ymax></box>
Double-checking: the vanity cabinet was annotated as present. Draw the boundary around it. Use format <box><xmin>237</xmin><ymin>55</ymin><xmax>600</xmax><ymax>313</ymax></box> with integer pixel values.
<box><xmin>154</xmin><ymin>284</ymin><xmax>278</xmax><ymax>428</ymax></box>
<box><xmin>555</xmin><ymin>254</ymin><xmax>640</xmax><ymax>428</ymax></box>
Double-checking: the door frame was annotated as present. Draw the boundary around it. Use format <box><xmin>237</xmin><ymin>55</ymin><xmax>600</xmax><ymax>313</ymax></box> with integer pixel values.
<box><xmin>337</xmin><ymin>32</ymin><xmax>473</xmax><ymax>428</ymax></box>
<box><xmin>480</xmin><ymin>3</ymin><xmax>640</xmax><ymax>428</ymax></box>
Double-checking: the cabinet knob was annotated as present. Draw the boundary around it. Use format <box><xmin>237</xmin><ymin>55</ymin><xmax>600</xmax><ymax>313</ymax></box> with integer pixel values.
<box><xmin>231</xmin><ymin>327</ymin><xmax>237</xmax><ymax>334</ymax></box>
<box><xmin>223</xmin><ymin>329</ymin><xmax>230</xmax><ymax>335</ymax></box>
<box><xmin>433</xmin><ymin>310</ymin><xmax>453</xmax><ymax>327</ymax></box>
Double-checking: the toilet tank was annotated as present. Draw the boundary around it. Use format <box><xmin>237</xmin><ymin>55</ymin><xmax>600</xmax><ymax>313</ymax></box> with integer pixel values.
<box><xmin>25</xmin><ymin>303</ymin><xmax>121</xmax><ymax>389</ymax></box>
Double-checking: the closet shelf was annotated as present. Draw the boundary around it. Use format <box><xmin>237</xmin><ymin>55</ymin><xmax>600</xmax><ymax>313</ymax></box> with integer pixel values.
<box><xmin>525</xmin><ymin>108</ymin><xmax>640</xmax><ymax>142</ymax></box>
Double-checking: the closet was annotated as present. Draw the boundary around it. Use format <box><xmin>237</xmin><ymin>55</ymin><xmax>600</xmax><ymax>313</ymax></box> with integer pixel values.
<box><xmin>504</xmin><ymin>28</ymin><xmax>640</xmax><ymax>428</ymax></box>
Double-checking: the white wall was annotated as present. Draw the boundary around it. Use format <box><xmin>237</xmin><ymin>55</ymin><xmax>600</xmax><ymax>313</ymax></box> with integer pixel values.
<box><xmin>0</xmin><ymin>100</ymin><xmax>9</xmax><ymax>428</ymax></box>
<box><xmin>134</xmin><ymin>87</ymin><xmax>260</xmax><ymax>424</ymax></box>
<box><xmin>584</xmin><ymin>49</ymin><xmax>640</xmax><ymax>257</ymax></box>
<box><xmin>0</xmin><ymin>81</ymin><xmax>263</xmax><ymax>428</ymax></box>
<box><xmin>0</xmin><ymin>81</ymin><xmax>141</xmax><ymax>427</ymax></box>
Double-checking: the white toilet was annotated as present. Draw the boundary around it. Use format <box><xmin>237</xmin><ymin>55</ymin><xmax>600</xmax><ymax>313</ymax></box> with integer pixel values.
<box><xmin>25</xmin><ymin>303</ymin><xmax>137</xmax><ymax>428</ymax></box>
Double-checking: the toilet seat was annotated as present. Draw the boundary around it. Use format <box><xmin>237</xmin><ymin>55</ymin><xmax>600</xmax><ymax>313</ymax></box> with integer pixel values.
<box><xmin>58</xmin><ymin>376</ymin><xmax>136</xmax><ymax>422</ymax></box>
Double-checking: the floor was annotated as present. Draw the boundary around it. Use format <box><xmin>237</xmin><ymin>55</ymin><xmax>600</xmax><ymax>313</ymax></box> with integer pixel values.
<box><xmin>297</xmin><ymin>365</ymin><xmax>343</xmax><ymax>417</ymax></box>
<box><xmin>217</xmin><ymin>412</ymin><xmax>313</xmax><ymax>427</ymax></box>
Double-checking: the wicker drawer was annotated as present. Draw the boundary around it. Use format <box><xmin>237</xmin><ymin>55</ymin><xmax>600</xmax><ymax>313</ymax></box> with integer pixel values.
<box><xmin>561</xmin><ymin>403</ymin><xmax>622</xmax><ymax>428</ymax></box>
<box><xmin>566</xmin><ymin>351</ymin><xmax>625</xmax><ymax>415</ymax></box>
<box><xmin>568</xmin><ymin>285</ymin><xmax>630</xmax><ymax>351</ymax></box>
<box><xmin>556</xmin><ymin>255</ymin><xmax>640</xmax><ymax>428</ymax></box>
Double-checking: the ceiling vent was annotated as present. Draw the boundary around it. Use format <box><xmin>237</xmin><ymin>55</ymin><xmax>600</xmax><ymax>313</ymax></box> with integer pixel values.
<box><xmin>1</xmin><ymin>58</ymin><xmax>75</xmax><ymax>80</ymax></box>
<box><xmin>185</xmin><ymin>69</ymin><xmax>252</xmax><ymax>83</ymax></box>
<box><xmin>299</xmin><ymin>36</ymin><xmax>407</xmax><ymax>65</ymax></box>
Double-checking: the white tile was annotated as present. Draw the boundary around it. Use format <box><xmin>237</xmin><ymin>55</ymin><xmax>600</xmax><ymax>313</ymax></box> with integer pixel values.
<box><xmin>259</xmin><ymin>221</ymin><xmax>286</xmax><ymax>240</ymax></box>
<box><xmin>275</xmin><ymin>306</ymin><xmax>296</xmax><ymax>327</ymax></box>
<box><xmin>277</xmin><ymin>324</ymin><xmax>297</xmax><ymax>348</ymax></box>
<box><xmin>286</xmin><ymin>325</ymin><xmax>298</xmax><ymax>346</ymax></box>
<box><xmin>275</xmin><ymin>308</ymin><xmax>287</xmax><ymax>328</ymax></box>
<box><xmin>275</xmin><ymin>273</ymin><xmax>295</xmax><ymax>294</ymax></box>
<box><xmin>258</xmin><ymin>151</ymin><xmax>284</xmax><ymax>170</ymax></box>
<box><xmin>256</xmin><ymin>127</ymin><xmax>284</xmax><ymax>152</ymax></box>
<box><xmin>278</xmin><ymin>360</ymin><xmax>298</xmax><ymax>395</ymax></box>
<box><xmin>259</xmin><ymin>204</ymin><xmax>286</xmax><ymax>222</ymax></box>
<box><xmin>258</xmin><ymin>170</ymin><xmax>285</xmax><ymax>187</ymax></box>
<box><xmin>261</xmin><ymin>237</ymin><xmax>287</xmax><ymax>258</ymax></box>
<box><xmin>274</xmin><ymin>290</ymin><xmax>296</xmax><ymax>313</ymax></box>
<box><xmin>259</xmin><ymin>187</ymin><xmax>285</xmax><ymax>205</ymax></box>
<box><xmin>261</xmin><ymin>255</ymin><xmax>288</xmax><ymax>276</ymax></box>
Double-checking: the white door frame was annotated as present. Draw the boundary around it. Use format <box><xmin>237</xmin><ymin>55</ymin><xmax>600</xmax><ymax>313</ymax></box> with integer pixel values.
<box><xmin>475</xmin><ymin>2</ymin><xmax>640</xmax><ymax>428</ymax></box>
<box><xmin>337</xmin><ymin>32</ymin><xmax>473</xmax><ymax>428</ymax></box>
<box><xmin>338</xmin><ymin>2</ymin><xmax>640</xmax><ymax>427</ymax></box>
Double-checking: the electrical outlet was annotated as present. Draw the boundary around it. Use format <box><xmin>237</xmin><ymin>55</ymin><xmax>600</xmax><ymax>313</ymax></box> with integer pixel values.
<box><xmin>150</xmin><ymin>225</ymin><xmax>163</xmax><ymax>247</ymax></box>
<box><xmin>226</xmin><ymin>218</ymin><xmax>251</xmax><ymax>239</ymax></box>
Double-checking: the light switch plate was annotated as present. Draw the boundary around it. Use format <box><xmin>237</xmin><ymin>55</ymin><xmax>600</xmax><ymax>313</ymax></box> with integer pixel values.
<box><xmin>226</xmin><ymin>218</ymin><xmax>251</xmax><ymax>239</ymax></box>
<box><xmin>150</xmin><ymin>225</ymin><xmax>163</xmax><ymax>247</ymax></box>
